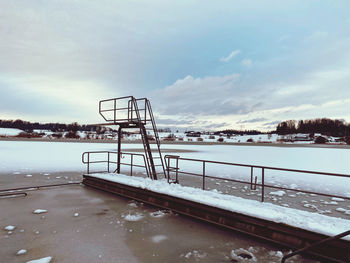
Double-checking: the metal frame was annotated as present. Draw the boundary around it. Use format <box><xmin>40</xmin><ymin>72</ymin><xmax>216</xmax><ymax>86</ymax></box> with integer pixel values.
<box><xmin>82</xmin><ymin>151</ymin><xmax>150</xmax><ymax>177</ymax></box>
<box><xmin>164</xmin><ymin>155</ymin><xmax>350</xmax><ymax>202</ymax></box>
<box><xmin>96</xmin><ymin>96</ymin><xmax>166</xmax><ymax>180</ymax></box>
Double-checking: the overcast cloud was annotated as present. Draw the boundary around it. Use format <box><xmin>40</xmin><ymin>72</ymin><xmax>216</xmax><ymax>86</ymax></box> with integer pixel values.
<box><xmin>1</xmin><ymin>1</ymin><xmax>350</xmax><ymax>131</ymax></box>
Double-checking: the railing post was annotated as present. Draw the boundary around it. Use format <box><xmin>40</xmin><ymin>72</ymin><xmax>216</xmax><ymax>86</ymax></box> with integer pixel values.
<box><xmin>261</xmin><ymin>168</ymin><xmax>265</xmax><ymax>202</ymax></box>
<box><xmin>167</xmin><ymin>157</ymin><xmax>170</xmax><ymax>183</ymax></box>
<box><xmin>87</xmin><ymin>153</ymin><xmax>90</xmax><ymax>174</ymax></box>
<box><xmin>107</xmin><ymin>152</ymin><xmax>110</xmax><ymax>173</ymax></box>
<box><xmin>250</xmin><ymin>167</ymin><xmax>253</xmax><ymax>190</ymax></box>
<box><xmin>176</xmin><ymin>157</ymin><xmax>179</xmax><ymax>183</ymax></box>
<box><xmin>131</xmin><ymin>154</ymin><xmax>133</xmax><ymax>176</ymax></box>
<box><xmin>114</xmin><ymin>99</ymin><xmax>116</xmax><ymax>122</ymax></box>
<box><xmin>117</xmin><ymin>126</ymin><xmax>122</xmax><ymax>174</ymax></box>
<box><xmin>203</xmin><ymin>161</ymin><xmax>206</xmax><ymax>190</ymax></box>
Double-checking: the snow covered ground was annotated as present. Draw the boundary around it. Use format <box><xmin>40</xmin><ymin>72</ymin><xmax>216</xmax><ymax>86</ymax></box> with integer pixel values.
<box><xmin>0</xmin><ymin>128</ymin><xmax>23</xmax><ymax>136</ymax></box>
<box><xmin>0</xmin><ymin>140</ymin><xmax>349</xmax><ymax>217</ymax></box>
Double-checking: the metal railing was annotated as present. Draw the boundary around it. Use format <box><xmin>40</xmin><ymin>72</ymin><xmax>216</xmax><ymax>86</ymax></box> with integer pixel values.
<box><xmin>99</xmin><ymin>96</ymin><xmax>152</xmax><ymax>124</ymax></box>
<box><xmin>82</xmin><ymin>151</ymin><xmax>149</xmax><ymax>177</ymax></box>
<box><xmin>281</xmin><ymin>230</ymin><xmax>350</xmax><ymax>263</ymax></box>
<box><xmin>164</xmin><ymin>155</ymin><xmax>350</xmax><ymax>202</ymax></box>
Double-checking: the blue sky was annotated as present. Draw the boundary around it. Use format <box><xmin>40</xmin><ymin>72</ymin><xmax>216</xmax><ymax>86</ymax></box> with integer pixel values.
<box><xmin>1</xmin><ymin>0</ymin><xmax>350</xmax><ymax>131</ymax></box>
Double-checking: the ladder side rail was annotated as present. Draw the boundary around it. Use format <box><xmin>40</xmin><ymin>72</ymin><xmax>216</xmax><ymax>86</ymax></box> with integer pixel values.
<box><xmin>146</xmin><ymin>99</ymin><xmax>161</xmax><ymax>146</ymax></box>
<box><xmin>131</xmin><ymin>98</ymin><xmax>157</xmax><ymax>179</ymax></box>
<box><xmin>146</xmin><ymin>100</ymin><xmax>166</xmax><ymax>178</ymax></box>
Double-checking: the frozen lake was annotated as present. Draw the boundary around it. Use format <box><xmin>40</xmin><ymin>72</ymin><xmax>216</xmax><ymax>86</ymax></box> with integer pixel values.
<box><xmin>0</xmin><ymin>140</ymin><xmax>349</xmax><ymax>262</ymax></box>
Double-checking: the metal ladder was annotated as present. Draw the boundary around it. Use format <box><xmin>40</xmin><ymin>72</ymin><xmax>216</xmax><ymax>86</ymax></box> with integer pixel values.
<box><xmin>99</xmin><ymin>96</ymin><xmax>166</xmax><ymax>180</ymax></box>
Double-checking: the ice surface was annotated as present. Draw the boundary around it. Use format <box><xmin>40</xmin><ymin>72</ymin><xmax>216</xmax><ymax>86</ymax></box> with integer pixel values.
<box><xmin>90</xmin><ymin>173</ymin><xmax>350</xmax><ymax>239</ymax></box>
<box><xmin>26</xmin><ymin>256</ymin><xmax>52</xmax><ymax>263</ymax></box>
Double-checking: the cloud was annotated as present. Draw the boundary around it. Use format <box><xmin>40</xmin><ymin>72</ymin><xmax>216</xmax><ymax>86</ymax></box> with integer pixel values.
<box><xmin>237</xmin><ymin>118</ymin><xmax>267</xmax><ymax>124</ymax></box>
<box><xmin>220</xmin><ymin>50</ymin><xmax>241</xmax><ymax>62</ymax></box>
<box><xmin>262</xmin><ymin>120</ymin><xmax>281</xmax><ymax>126</ymax></box>
<box><xmin>241</xmin><ymin>58</ymin><xmax>253</xmax><ymax>68</ymax></box>
<box><xmin>152</xmin><ymin>73</ymin><xmax>263</xmax><ymax>116</ymax></box>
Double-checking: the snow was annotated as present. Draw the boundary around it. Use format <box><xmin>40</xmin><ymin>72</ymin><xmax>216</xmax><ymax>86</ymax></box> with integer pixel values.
<box><xmin>0</xmin><ymin>128</ymin><xmax>23</xmax><ymax>136</ymax></box>
<box><xmin>74</xmin><ymin>212</ymin><xmax>79</xmax><ymax>217</ymax></box>
<box><xmin>150</xmin><ymin>210</ymin><xmax>168</xmax><ymax>218</ymax></box>
<box><xmin>33</xmin><ymin>209</ymin><xmax>48</xmax><ymax>214</ymax></box>
<box><xmin>89</xmin><ymin>173</ymin><xmax>350</xmax><ymax>240</ymax></box>
<box><xmin>1</xmin><ymin>141</ymin><xmax>350</xmax><ymax>175</ymax></box>
<box><xmin>123</xmin><ymin>213</ymin><xmax>144</xmax><ymax>221</ymax></box>
<box><xmin>4</xmin><ymin>225</ymin><xmax>16</xmax><ymax>231</ymax></box>
<box><xmin>151</xmin><ymin>235</ymin><xmax>167</xmax><ymax>243</ymax></box>
<box><xmin>332</xmin><ymin>197</ymin><xmax>345</xmax><ymax>202</ymax></box>
<box><xmin>269</xmin><ymin>190</ymin><xmax>286</xmax><ymax>197</ymax></box>
<box><xmin>26</xmin><ymin>256</ymin><xmax>52</xmax><ymax>263</ymax></box>
<box><xmin>17</xmin><ymin>249</ymin><xmax>27</xmax><ymax>255</ymax></box>
<box><xmin>231</xmin><ymin>248</ymin><xmax>257</xmax><ymax>262</ymax></box>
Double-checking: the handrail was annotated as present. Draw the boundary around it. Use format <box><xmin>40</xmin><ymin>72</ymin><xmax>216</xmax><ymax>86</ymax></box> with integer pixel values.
<box><xmin>281</xmin><ymin>230</ymin><xmax>350</xmax><ymax>263</ymax></box>
<box><xmin>164</xmin><ymin>155</ymin><xmax>350</xmax><ymax>202</ymax></box>
<box><xmin>82</xmin><ymin>151</ymin><xmax>149</xmax><ymax>177</ymax></box>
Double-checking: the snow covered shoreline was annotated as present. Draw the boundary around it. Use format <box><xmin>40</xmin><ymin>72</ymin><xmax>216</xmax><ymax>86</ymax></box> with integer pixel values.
<box><xmin>87</xmin><ymin>173</ymin><xmax>350</xmax><ymax>240</ymax></box>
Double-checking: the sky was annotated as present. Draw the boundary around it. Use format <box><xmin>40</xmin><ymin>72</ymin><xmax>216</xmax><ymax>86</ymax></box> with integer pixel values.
<box><xmin>1</xmin><ymin>0</ymin><xmax>350</xmax><ymax>132</ymax></box>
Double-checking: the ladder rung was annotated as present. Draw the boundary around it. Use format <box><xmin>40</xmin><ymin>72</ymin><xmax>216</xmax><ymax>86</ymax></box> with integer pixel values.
<box><xmin>153</xmin><ymin>164</ymin><xmax>164</xmax><ymax>167</ymax></box>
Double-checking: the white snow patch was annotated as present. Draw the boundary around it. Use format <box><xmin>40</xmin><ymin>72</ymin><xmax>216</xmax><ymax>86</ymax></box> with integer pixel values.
<box><xmin>332</xmin><ymin>197</ymin><xmax>345</xmax><ymax>202</ymax></box>
<box><xmin>4</xmin><ymin>225</ymin><xmax>16</xmax><ymax>231</ymax></box>
<box><xmin>17</xmin><ymin>249</ymin><xmax>27</xmax><ymax>255</ymax></box>
<box><xmin>26</xmin><ymin>256</ymin><xmax>52</xmax><ymax>263</ymax></box>
<box><xmin>89</xmin><ymin>173</ymin><xmax>350</xmax><ymax>240</ymax></box>
<box><xmin>289</xmin><ymin>184</ymin><xmax>298</xmax><ymax>189</ymax></box>
<box><xmin>231</xmin><ymin>248</ymin><xmax>257</xmax><ymax>262</ymax></box>
<box><xmin>123</xmin><ymin>213</ymin><xmax>144</xmax><ymax>222</ymax></box>
<box><xmin>33</xmin><ymin>209</ymin><xmax>48</xmax><ymax>214</ymax></box>
<box><xmin>25</xmin><ymin>174</ymin><xmax>33</xmax><ymax>177</ymax></box>
<box><xmin>269</xmin><ymin>190</ymin><xmax>286</xmax><ymax>197</ymax></box>
<box><xmin>0</xmin><ymin>128</ymin><xmax>23</xmax><ymax>136</ymax></box>
<box><xmin>74</xmin><ymin>213</ymin><xmax>79</xmax><ymax>217</ymax></box>
<box><xmin>127</xmin><ymin>202</ymin><xmax>138</xmax><ymax>208</ymax></box>
<box><xmin>183</xmin><ymin>250</ymin><xmax>207</xmax><ymax>260</ymax></box>
<box><xmin>150</xmin><ymin>210</ymin><xmax>168</xmax><ymax>218</ymax></box>
<box><xmin>151</xmin><ymin>235</ymin><xmax>167</xmax><ymax>243</ymax></box>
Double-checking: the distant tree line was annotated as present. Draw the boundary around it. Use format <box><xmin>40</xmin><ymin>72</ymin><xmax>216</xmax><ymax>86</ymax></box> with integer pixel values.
<box><xmin>276</xmin><ymin>118</ymin><xmax>350</xmax><ymax>137</ymax></box>
<box><xmin>0</xmin><ymin>119</ymin><xmax>108</xmax><ymax>134</ymax></box>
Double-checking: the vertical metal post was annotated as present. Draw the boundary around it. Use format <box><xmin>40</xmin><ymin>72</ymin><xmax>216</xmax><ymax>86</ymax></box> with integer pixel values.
<box><xmin>202</xmin><ymin>161</ymin><xmax>206</xmax><ymax>190</ymax></box>
<box><xmin>250</xmin><ymin>167</ymin><xmax>253</xmax><ymax>190</ymax></box>
<box><xmin>87</xmin><ymin>153</ymin><xmax>90</xmax><ymax>174</ymax></box>
<box><xmin>107</xmin><ymin>152</ymin><xmax>110</xmax><ymax>173</ymax></box>
<box><xmin>176</xmin><ymin>157</ymin><xmax>179</xmax><ymax>183</ymax></box>
<box><xmin>131</xmin><ymin>154</ymin><xmax>133</xmax><ymax>176</ymax></box>
<box><xmin>113</xmin><ymin>99</ymin><xmax>116</xmax><ymax>122</ymax></box>
<box><xmin>261</xmin><ymin>168</ymin><xmax>265</xmax><ymax>202</ymax></box>
<box><xmin>167</xmin><ymin>157</ymin><xmax>170</xmax><ymax>183</ymax></box>
<box><xmin>144</xmin><ymin>100</ymin><xmax>146</xmax><ymax>123</ymax></box>
<box><xmin>117</xmin><ymin>126</ymin><xmax>122</xmax><ymax>174</ymax></box>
